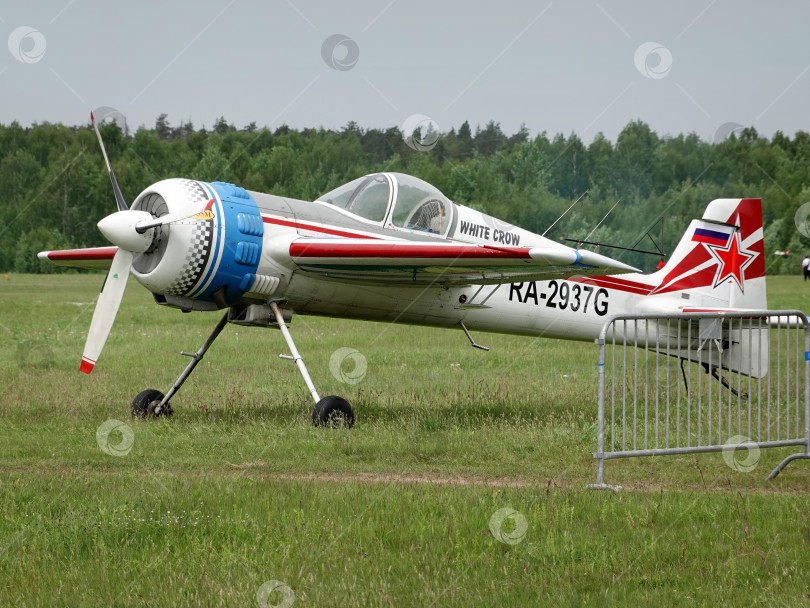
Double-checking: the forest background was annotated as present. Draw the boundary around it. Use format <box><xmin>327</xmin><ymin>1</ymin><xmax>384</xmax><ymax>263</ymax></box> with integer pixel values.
<box><xmin>3</xmin><ymin>114</ymin><xmax>808</xmax><ymax>275</ymax></box>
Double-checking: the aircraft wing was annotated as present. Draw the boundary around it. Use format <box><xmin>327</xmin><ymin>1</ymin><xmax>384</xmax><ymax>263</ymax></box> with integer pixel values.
<box><xmin>287</xmin><ymin>239</ymin><xmax>639</xmax><ymax>285</ymax></box>
<box><xmin>38</xmin><ymin>240</ymin><xmax>640</xmax><ymax>285</ymax></box>
<box><xmin>38</xmin><ymin>247</ymin><xmax>117</xmax><ymax>269</ymax></box>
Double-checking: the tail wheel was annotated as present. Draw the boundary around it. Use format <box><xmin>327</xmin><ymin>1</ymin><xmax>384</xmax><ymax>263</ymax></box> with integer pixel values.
<box><xmin>312</xmin><ymin>396</ymin><xmax>354</xmax><ymax>428</ymax></box>
<box><xmin>132</xmin><ymin>388</ymin><xmax>173</xmax><ymax>418</ymax></box>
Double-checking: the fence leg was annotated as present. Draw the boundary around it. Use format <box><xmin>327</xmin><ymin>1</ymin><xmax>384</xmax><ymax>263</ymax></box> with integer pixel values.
<box><xmin>766</xmin><ymin>453</ymin><xmax>810</xmax><ymax>480</ymax></box>
<box><xmin>588</xmin><ymin>337</ymin><xmax>622</xmax><ymax>491</ymax></box>
<box><xmin>767</xmin><ymin>329</ymin><xmax>810</xmax><ymax>480</ymax></box>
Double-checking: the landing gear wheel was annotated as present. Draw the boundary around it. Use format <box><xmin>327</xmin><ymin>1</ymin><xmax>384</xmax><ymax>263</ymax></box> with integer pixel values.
<box><xmin>131</xmin><ymin>389</ymin><xmax>173</xmax><ymax>418</ymax></box>
<box><xmin>312</xmin><ymin>396</ymin><xmax>354</xmax><ymax>428</ymax></box>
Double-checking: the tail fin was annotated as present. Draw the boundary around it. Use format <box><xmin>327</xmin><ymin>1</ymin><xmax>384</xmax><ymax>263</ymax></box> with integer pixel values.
<box><xmin>648</xmin><ymin>198</ymin><xmax>766</xmax><ymax>310</ymax></box>
<box><xmin>644</xmin><ymin>198</ymin><xmax>769</xmax><ymax>377</ymax></box>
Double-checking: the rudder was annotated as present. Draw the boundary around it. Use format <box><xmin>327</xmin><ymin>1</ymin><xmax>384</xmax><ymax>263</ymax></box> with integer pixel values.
<box><xmin>649</xmin><ymin>198</ymin><xmax>766</xmax><ymax>311</ymax></box>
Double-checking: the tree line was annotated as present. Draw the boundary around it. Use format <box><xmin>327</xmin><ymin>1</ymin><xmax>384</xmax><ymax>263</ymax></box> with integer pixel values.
<box><xmin>2</xmin><ymin>114</ymin><xmax>809</xmax><ymax>274</ymax></box>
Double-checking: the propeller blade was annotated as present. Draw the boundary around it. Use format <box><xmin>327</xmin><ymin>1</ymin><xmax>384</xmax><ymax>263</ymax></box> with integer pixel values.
<box><xmin>135</xmin><ymin>198</ymin><xmax>215</xmax><ymax>233</ymax></box>
<box><xmin>80</xmin><ymin>249</ymin><xmax>133</xmax><ymax>374</ymax></box>
<box><xmin>90</xmin><ymin>111</ymin><xmax>128</xmax><ymax>212</ymax></box>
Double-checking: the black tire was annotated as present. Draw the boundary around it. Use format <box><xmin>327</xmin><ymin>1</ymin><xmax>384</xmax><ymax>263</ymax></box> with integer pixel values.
<box><xmin>131</xmin><ymin>389</ymin><xmax>173</xmax><ymax>418</ymax></box>
<box><xmin>312</xmin><ymin>396</ymin><xmax>354</xmax><ymax>428</ymax></box>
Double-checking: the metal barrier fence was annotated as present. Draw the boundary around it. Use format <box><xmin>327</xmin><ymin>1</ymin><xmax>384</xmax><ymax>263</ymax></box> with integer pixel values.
<box><xmin>590</xmin><ymin>310</ymin><xmax>810</xmax><ymax>490</ymax></box>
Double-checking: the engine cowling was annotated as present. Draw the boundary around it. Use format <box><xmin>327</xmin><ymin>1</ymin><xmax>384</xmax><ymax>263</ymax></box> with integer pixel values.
<box><xmin>129</xmin><ymin>178</ymin><xmax>265</xmax><ymax>310</ymax></box>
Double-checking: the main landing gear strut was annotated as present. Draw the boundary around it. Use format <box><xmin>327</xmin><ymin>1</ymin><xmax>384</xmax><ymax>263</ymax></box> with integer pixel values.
<box><xmin>130</xmin><ymin>303</ymin><xmax>355</xmax><ymax>427</ymax></box>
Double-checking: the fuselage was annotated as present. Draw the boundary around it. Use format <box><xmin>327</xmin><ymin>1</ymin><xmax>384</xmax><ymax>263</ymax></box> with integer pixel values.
<box><xmin>249</xmin><ymin>187</ymin><xmax>644</xmax><ymax>343</ymax></box>
<box><xmin>115</xmin><ymin>174</ymin><xmax>763</xmax><ymax>352</ymax></box>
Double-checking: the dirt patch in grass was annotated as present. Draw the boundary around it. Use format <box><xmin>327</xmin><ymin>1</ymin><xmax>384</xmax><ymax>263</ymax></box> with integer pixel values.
<box><xmin>3</xmin><ymin>463</ymin><xmax>809</xmax><ymax>494</ymax></box>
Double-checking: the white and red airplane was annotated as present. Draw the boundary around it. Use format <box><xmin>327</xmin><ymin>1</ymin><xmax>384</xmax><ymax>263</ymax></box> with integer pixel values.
<box><xmin>39</xmin><ymin>114</ymin><xmax>766</xmax><ymax>425</ymax></box>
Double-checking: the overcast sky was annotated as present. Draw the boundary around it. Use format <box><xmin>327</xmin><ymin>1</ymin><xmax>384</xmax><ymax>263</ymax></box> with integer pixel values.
<box><xmin>2</xmin><ymin>0</ymin><xmax>808</xmax><ymax>143</ymax></box>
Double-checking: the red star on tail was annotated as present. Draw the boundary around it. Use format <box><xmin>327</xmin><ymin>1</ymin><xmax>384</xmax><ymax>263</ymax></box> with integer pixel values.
<box><xmin>708</xmin><ymin>232</ymin><xmax>755</xmax><ymax>292</ymax></box>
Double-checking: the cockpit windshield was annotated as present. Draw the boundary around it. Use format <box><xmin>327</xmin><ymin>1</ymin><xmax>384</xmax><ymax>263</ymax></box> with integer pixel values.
<box><xmin>389</xmin><ymin>174</ymin><xmax>451</xmax><ymax>235</ymax></box>
<box><xmin>316</xmin><ymin>174</ymin><xmax>390</xmax><ymax>223</ymax></box>
<box><xmin>316</xmin><ymin>172</ymin><xmax>453</xmax><ymax>236</ymax></box>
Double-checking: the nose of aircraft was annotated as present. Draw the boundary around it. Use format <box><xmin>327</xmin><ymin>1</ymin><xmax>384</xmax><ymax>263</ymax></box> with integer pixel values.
<box><xmin>97</xmin><ymin>209</ymin><xmax>156</xmax><ymax>253</ymax></box>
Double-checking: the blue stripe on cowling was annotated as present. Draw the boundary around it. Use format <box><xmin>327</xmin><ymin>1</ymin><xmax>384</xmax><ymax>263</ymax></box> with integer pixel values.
<box><xmin>192</xmin><ymin>182</ymin><xmax>263</xmax><ymax>305</ymax></box>
<box><xmin>189</xmin><ymin>181</ymin><xmax>224</xmax><ymax>298</ymax></box>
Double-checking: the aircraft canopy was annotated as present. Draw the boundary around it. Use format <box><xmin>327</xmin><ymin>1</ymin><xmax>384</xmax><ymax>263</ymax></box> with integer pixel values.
<box><xmin>316</xmin><ymin>173</ymin><xmax>453</xmax><ymax>236</ymax></box>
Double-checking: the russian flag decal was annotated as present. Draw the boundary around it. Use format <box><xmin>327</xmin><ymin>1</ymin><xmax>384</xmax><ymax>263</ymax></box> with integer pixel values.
<box><xmin>692</xmin><ymin>226</ymin><xmax>733</xmax><ymax>247</ymax></box>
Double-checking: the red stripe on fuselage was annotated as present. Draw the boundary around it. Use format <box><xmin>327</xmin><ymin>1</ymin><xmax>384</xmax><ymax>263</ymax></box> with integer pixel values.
<box><xmin>568</xmin><ymin>275</ymin><xmax>654</xmax><ymax>296</ymax></box>
<box><xmin>262</xmin><ymin>216</ymin><xmax>379</xmax><ymax>240</ymax></box>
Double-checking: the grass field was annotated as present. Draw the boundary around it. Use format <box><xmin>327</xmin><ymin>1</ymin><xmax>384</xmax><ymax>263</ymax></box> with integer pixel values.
<box><xmin>2</xmin><ymin>273</ymin><xmax>810</xmax><ymax>607</ymax></box>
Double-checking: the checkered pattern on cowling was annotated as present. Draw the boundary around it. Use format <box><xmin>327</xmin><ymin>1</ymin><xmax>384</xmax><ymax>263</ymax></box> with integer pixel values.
<box><xmin>178</xmin><ymin>178</ymin><xmax>211</xmax><ymax>207</ymax></box>
<box><xmin>164</xmin><ymin>180</ymin><xmax>214</xmax><ymax>296</ymax></box>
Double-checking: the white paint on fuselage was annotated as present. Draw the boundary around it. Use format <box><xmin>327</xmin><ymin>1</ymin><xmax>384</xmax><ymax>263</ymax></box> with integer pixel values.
<box><xmin>280</xmin><ymin>273</ymin><xmax>650</xmax><ymax>343</ymax></box>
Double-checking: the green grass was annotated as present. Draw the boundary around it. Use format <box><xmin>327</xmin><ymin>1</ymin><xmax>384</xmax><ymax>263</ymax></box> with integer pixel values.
<box><xmin>1</xmin><ymin>274</ymin><xmax>810</xmax><ymax>606</ymax></box>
